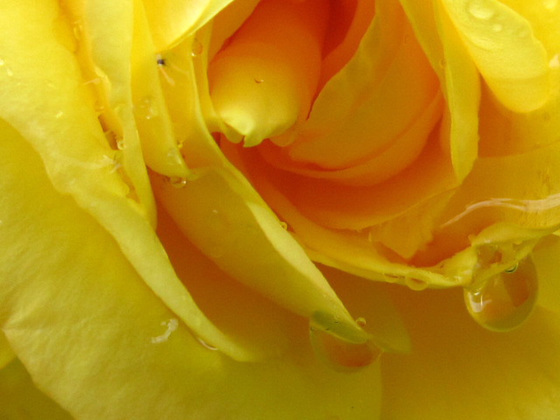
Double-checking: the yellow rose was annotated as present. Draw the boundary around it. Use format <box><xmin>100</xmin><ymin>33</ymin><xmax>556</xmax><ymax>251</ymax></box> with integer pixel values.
<box><xmin>1</xmin><ymin>0</ymin><xmax>560</xmax><ymax>419</ymax></box>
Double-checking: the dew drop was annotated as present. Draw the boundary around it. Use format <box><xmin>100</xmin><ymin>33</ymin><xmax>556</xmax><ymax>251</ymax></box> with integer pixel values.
<box><xmin>254</xmin><ymin>78</ymin><xmax>264</xmax><ymax>84</ymax></box>
<box><xmin>309</xmin><ymin>323</ymin><xmax>380</xmax><ymax>372</ymax></box>
<box><xmin>382</xmin><ymin>273</ymin><xmax>402</xmax><ymax>284</ymax></box>
<box><xmin>405</xmin><ymin>277</ymin><xmax>428</xmax><ymax>291</ymax></box>
<box><xmin>191</xmin><ymin>38</ymin><xmax>204</xmax><ymax>57</ymax></box>
<box><xmin>464</xmin><ymin>257</ymin><xmax>538</xmax><ymax>331</ymax></box>
<box><xmin>55</xmin><ymin>111</ymin><xmax>64</xmax><ymax>119</ymax></box>
<box><xmin>167</xmin><ymin>176</ymin><xmax>188</xmax><ymax>189</ymax></box>
<box><xmin>549</xmin><ymin>54</ymin><xmax>560</xmax><ymax>69</ymax></box>
<box><xmin>134</xmin><ymin>96</ymin><xmax>159</xmax><ymax>120</ymax></box>
<box><xmin>467</xmin><ymin>0</ymin><xmax>496</xmax><ymax>20</ymax></box>
<box><xmin>279</xmin><ymin>220</ymin><xmax>288</xmax><ymax>230</ymax></box>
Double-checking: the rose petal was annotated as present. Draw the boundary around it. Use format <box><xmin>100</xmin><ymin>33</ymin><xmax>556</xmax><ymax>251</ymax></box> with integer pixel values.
<box><xmin>0</xmin><ymin>124</ymin><xmax>382</xmax><ymax>418</ymax></box>
<box><xmin>142</xmin><ymin>0</ymin><xmax>235</xmax><ymax>50</ymax></box>
<box><xmin>381</xmin><ymin>287</ymin><xmax>560</xmax><ymax>418</ymax></box>
<box><xmin>435</xmin><ymin>1</ymin><xmax>481</xmax><ymax>180</ymax></box>
<box><xmin>130</xmin><ymin>0</ymin><xmax>189</xmax><ymax>178</ymax></box>
<box><xmin>153</xmin><ymin>166</ymin><xmax>369</xmax><ymax>345</ymax></box>
<box><xmin>208</xmin><ymin>0</ymin><xmax>329</xmax><ymax>146</ymax></box>
<box><xmin>441</xmin><ymin>0</ymin><xmax>550</xmax><ymax>113</ymax></box>
<box><xmin>0</xmin><ymin>360</ymin><xmax>71</xmax><ymax>419</ymax></box>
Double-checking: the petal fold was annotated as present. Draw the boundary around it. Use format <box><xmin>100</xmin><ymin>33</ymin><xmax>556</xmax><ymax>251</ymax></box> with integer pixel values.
<box><xmin>442</xmin><ymin>0</ymin><xmax>551</xmax><ymax>112</ymax></box>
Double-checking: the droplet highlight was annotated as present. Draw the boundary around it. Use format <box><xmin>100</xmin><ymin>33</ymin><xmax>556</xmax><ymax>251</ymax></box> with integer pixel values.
<box><xmin>191</xmin><ymin>38</ymin><xmax>204</xmax><ymax>57</ymax></box>
<box><xmin>464</xmin><ymin>257</ymin><xmax>538</xmax><ymax>331</ymax></box>
<box><xmin>467</xmin><ymin>0</ymin><xmax>496</xmax><ymax>20</ymax></box>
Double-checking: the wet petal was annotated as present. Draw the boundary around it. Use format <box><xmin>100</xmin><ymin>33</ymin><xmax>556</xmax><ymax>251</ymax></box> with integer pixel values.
<box><xmin>153</xmin><ymin>166</ymin><xmax>369</xmax><ymax>344</ymax></box>
<box><xmin>441</xmin><ymin>0</ymin><xmax>550</xmax><ymax>112</ymax></box>
<box><xmin>131</xmin><ymin>0</ymin><xmax>189</xmax><ymax>178</ymax></box>
<box><xmin>0</xmin><ymin>125</ymin><xmax>381</xmax><ymax>419</ymax></box>
<box><xmin>381</xmin><ymin>287</ymin><xmax>560</xmax><ymax>418</ymax></box>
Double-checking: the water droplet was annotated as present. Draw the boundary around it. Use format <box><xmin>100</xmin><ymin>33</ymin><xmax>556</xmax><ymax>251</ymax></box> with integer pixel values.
<box><xmin>405</xmin><ymin>277</ymin><xmax>428</xmax><ymax>291</ymax></box>
<box><xmin>356</xmin><ymin>317</ymin><xmax>367</xmax><ymax>328</ymax></box>
<box><xmin>549</xmin><ymin>54</ymin><xmax>560</xmax><ymax>69</ymax></box>
<box><xmin>309</xmin><ymin>323</ymin><xmax>380</xmax><ymax>372</ymax></box>
<box><xmin>151</xmin><ymin>318</ymin><xmax>179</xmax><ymax>344</ymax></box>
<box><xmin>191</xmin><ymin>38</ymin><xmax>204</xmax><ymax>57</ymax></box>
<box><xmin>55</xmin><ymin>111</ymin><xmax>64</xmax><ymax>119</ymax></box>
<box><xmin>72</xmin><ymin>20</ymin><xmax>84</xmax><ymax>41</ymax></box>
<box><xmin>116</xmin><ymin>138</ymin><xmax>126</xmax><ymax>150</ymax></box>
<box><xmin>279</xmin><ymin>221</ymin><xmax>288</xmax><ymax>230</ymax></box>
<box><xmin>167</xmin><ymin>176</ymin><xmax>188</xmax><ymax>189</ymax></box>
<box><xmin>254</xmin><ymin>78</ymin><xmax>264</xmax><ymax>84</ymax></box>
<box><xmin>464</xmin><ymin>257</ymin><xmax>538</xmax><ymax>331</ymax></box>
<box><xmin>134</xmin><ymin>97</ymin><xmax>159</xmax><ymax>120</ymax></box>
<box><xmin>382</xmin><ymin>273</ymin><xmax>402</xmax><ymax>284</ymax></box>
<box><xmin>467</xmin><ymin>0</ymin><xmax>496</xmax><ymax>20</ymax></box>
<box><xmin>196</xmin><ymin>336</ymin><xmax>218</xmax><ymax>351</ymax></box>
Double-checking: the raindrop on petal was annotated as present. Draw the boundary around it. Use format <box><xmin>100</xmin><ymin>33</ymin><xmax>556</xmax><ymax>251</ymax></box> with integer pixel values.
<box><xmin>309</xmin><ymin>323</ymin><xmax>381</xmax><ymax>372</ymax></box>
<box><xmin>464</xmin><ymin>257</ymin><xmax>538</xmax><ymax>331</ymax></box>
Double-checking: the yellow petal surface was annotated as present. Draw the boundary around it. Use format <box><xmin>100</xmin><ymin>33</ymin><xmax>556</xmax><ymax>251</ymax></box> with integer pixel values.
<box><xmin>441</xmin><ymin>0</ymin><xmax>550</xmax><ymax>113</ymax></box>
<box><xmin>0</xmin><ymin>125</ymin><xmax>381</xmax><ymax>419</ymax></box>
<box><xmin>0</xmin><ymin>0</ymin><xmax>258</xmax><ymax>361</ymax></box>
<box><xmin>532</xmin><ymin>235</ymin><xmax>560</xmax><ymax>315</ymax></box>
<box><xmin>435</xmin><ymin>1</ymin><xmax>481</xmax><ymax>180</ymax></box>
<box><xmin>0</xmin><ymin>359</ymin><xmax>72</xmax><ymax>419</ymax></box>
<box><xmin>131</xmin><ymin>0</ymin><xmax>189</xmax><ymax>178</ymax></box>
<box><xmin>208</xmin><ymin>0</ymin><xmax>328</xmax><ymax>146</ymax></box>
<box><xmin>153</xmin><ymin>167</ymin><xmax>369</xmax><ymax>344</ymax></box>
<box><xmin>381</xmin><ymin>287</ymin><xmax>560</xmax><ymax>418</ymax></box>
<box><xmin>142</xmin><ymin>0</ymin><xmax>234</xmax><ymax>50</ymax></box>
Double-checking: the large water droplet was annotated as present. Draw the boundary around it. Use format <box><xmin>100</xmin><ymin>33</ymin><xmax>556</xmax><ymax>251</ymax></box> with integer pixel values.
<box><xmin>464</xmin><ymin>257</ymin><xmax>538</xmax><ymax>331</ymax></box>
<box><xmin>191</xmin><ymin>38</ymin><xmax>204</xmax><ymax>57</ymax></box>
<box><xmin>309</xmin><ymin>323</ymin><xmax>380</xmax><ymax>372</ymax></box>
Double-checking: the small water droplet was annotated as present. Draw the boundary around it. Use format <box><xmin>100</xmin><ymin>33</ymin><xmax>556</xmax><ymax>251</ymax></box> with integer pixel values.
<box><xmin>254</xmin><ymin>78</ymin><xmax>264</xmax><ymax>84</ymax></box>
<box><xmin>72</xmin><ymin>20</ymin><xmax>84</xmax><ymax>41</ymax></box>
<box><xmin>309</xmin><ymin>323</ymin><xmax>380</xmax><ymax>372</ymax></box>
<box><xmin>467</xmin><ymin>0</ymin><xmax>496</xmax><ymax>20</ymax></box>
<box><xmin>191</xmin><ymin>38</ymin><xmax>204</xmax><ymax>57</ymax></box>
<box><xmin>405</xmin><ymin>277</ymin><xmax>428</xmax><ymax>291</ymax></box>
<box><xmin>55</xmin><ymin>111</ymin><xmax>64</xmax><ymax>119</ymax></box>
<box><xmin>116</xmin><ymin>138</ymin><xmax>126</xmax><ymax>150</ymax></box>
<box><xmin>464</xmin><ymin>257</ymin><xmax>538</xmax><ymax>331</ymax></box>
<box><xmin>356</xmin><ymin>317</ymin><xmax>367</xmax><ymax>328</ymax></box>
<box><xmin>382</xmin><ymin>273</ymin><xmax>402</xmax><ymax>284</ymax></box>
<box><xmin>0</xmin><ymin>59</ymin><xmax>14</xmax><ymax>77</ymax></box>
<box><xmin>134</xmin><ymin>97</ymin><xmax>159</xmax><ymax>120</ymax></box>
<box><xmin>167</xmin><ymin>176</ymin><xmax>188</xmax><ymax>188</ymax></box>
<box><xmin>279</xmin><ymin>221</ymin><xmax>288</xmax><ymax>230</ymax></box>
<box><xmin>196</xmin><ymin>336</ymin><xmax>218</xmax><ymax>351</ymax></box>
<box><xmin>505</xmin><ymin>262</ymin><xmax>519</xmax><ymax>273</ymax></box>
